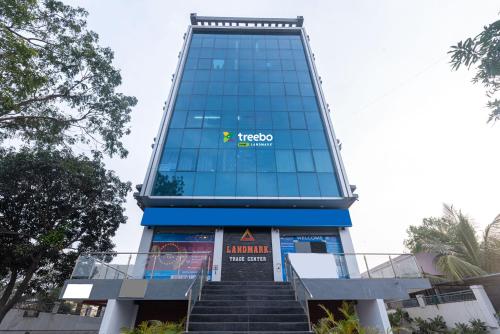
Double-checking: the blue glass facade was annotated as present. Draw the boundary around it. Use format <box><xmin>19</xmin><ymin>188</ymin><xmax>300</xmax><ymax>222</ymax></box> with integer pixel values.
<box><xmin>152</xmin><ymin>32</ymin><xmax>341</xmax><ymax>198</ymax></box>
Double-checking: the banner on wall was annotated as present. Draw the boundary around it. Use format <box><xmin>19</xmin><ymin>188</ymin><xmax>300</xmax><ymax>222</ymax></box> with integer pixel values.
<box><xmin>145</xmin><ymin>233</ymin><xmax>214</xmax><ymax>279</ymax></box>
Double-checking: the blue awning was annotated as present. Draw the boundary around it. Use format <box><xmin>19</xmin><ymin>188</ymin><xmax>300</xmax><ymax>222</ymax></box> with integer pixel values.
<box><xmin>141</xmin><ymin>207</ymin><xmax>351</xmax><ymax>227</ymax></box>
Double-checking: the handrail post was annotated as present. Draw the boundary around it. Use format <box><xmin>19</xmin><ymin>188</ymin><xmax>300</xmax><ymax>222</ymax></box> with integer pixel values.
<box><xmin>388</xmin><ymin>255</ymin><xmax>397</xmax><ymax>278</ymax></box>
<box><xmin>150</xmin><ymin>254</ymin><xmax>157</xmax><ymax>280</ymax></box>
<box><xmin>186</xmin><ymin>289</ymin><xmax>192</xmax><ymax>332</ymax></box>
<box><xmin>363</xmin><ymin>255</ymin><xmax>371</xmax><ymax>278</ymax></box>
<box><xmin>125</xmin><ymin>254</ymin><xmax>132</xmax><ymax>279</ymax></box>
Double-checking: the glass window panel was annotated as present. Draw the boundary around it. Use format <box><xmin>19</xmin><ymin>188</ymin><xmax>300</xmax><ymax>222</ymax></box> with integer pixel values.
<box><xmin>254</xmin><ymin>71</ymin><xmax>268</xmax><ymax>82</ymax></box>
<box><xmin>221</xmin><ymin>114</ymin><xmax>237</xmax><ymax>128</ymax></box>
<box><xmin>178</xmin><ymin>82</ymin><xmax>193</xmax><ymax>95</ymax></box>
<box><xmin>224</xmin><ymin>83</ymin><xmax>238</xmax><ymax>95</ymax></box>
<box><xmin>239</xmin><ymin>59</ymin><xmax>253</xmax><ymax>70</ymax></box>
<box><xmin>175</xmin><ymin>95</ymin><xmax>189</xmax><ymax>109</ymax></box>
<box><xmin>255</xmin><ymin>113</ymin><xmax>272</xmax><ymax>129</ymax></box>
<box><xmin>205</xmin><ymin>96</ymin><xmax>222</xmax><ymax>110</ymax></box>
<box><xmin>277</xmin><ymin>173</ymin><xmax>299</xmax><ymax>197</ymax></box>
<box><xmin>165</xmin><ymin>129</ymin><xmax>183</xmax><ymax>148</ymax></box>
<box><xmin>181</xmin><ymin>129</ymin><xmax>201</xmax><ymax>148</ymax></box>
<box><xmin>287</xmin><ymin>96</ymin><xmax>303</xmax><ymax>111</ymax></box>
<box><xmin>305</xmin><ymin>112</ymin><xmax>323</xmax><ymax>129</ymax></box>
<box><xmin>214</xmin><ymin>38</ymin><xmax>228</xmax><ymax>48</ymax></box>
<box><xmin>297</xmin><ymin>173</ymin><xmax>320</xmax><ymax>196</ymax></box>
<box><xmin>254</xmin><ymin>96</ymin><xmax>271</xmax><ymax>110</ymax></box>
<box><xmin>269</xmin><ymin>83</ymin><xmax>285</xmax><ymax>96</ymax></box>
<box><xmin>266</xmin><ymin>39</ymin><xmax>279</xmax><ymax>49</ymax></box>
<box><xmin>289</xmin><ymin>112</ymin><xmax>306</xmax><ymax>129</ymax></box>
<box><xmin>255</xmin><ymin>82</ymin><xmax>270</xmax><ymax>96</ymax></box>
<box><xmin>239</xmin><ymin>70</ymin><xmax>254</xmax><ymax>82</ymax></box>
<box><xmin>190</xmin><ymin>37</ymin><xmax>202</xmax><ymax>47</ymax></box>
<box><xmin>238</xmin><ymin>96</ymin><xmax>254</xmax><ymax>112</ymax></box>
<box><xmin>189</xmin><ymin>95</ymin><xmax>206</xmax><ymax>110</ymax></box>
<box><xmin>210</xmin><ymin>71</ymin><xmax>225</xmax><ymax>82</ymax></box>
<box><xmin>276</xmin><ymin>150</ymin><xmax>295</xmax><ymax>172</ymax></box>
<box><xmin>279</xmin><ymin>50</ymin><xmax>293</xmax><ymax>60</ymax></box>
<box><xmin>217</xmin><ymin>149</ymin><xmax>236</xmax><ymax>171</ymax></box>
<box><xmin>186</xmin><ymin>111</ymin><xmax>203</xmax><ymax>128</ymax></box>
<box><xmin>158</xmin><ymin>149</ymin><xmax>179</xmax><ymax>172</ymax></box>
<box><xmin>208</xmin><ymin>82</ymin><xmax>223</xmax><ymax>95</ymax></box>
<box><xmin>215</xmin><ymin>173</ymin><xmax>236</xmax><ymax>196</ymax></box>
<box><xmin>285</xmin><ymin>83</ymin><xmax>300</xmax><ymax>96</ymax></box>
<box><xmin>222</xmin><ymin>96</ymin><xmax>238</xmax><ymax>111</ymax></box>
<box><xmin>281</xmin><ymin>60</ymin><xmax>295</xmax><ymax>70</ymax></box>
<box><xmin>257</xmin><ymin>173</ymin><xmax>278</xmax><ymax>196</ymax></box>
<box><xmin>193</xmin><ymin>172</ymin><xmax>215</xmax><ymax>196</ymax></box>
<box><xmin>273</xmin><ymin>130</ymin><xmax>293</xmax><ymax>148</ymax></box>
<box><xmin>225</xmin><ymin>70</ymin><xmax>238</xmax><ymax>82</ymax></box>
<box><xmin>238</xmin><ymin>82</ymin><xmax>254</xmax><ymax>95</ymax></box>
<box><xmin>271</xmin><ymin>97</ymin><xmax>286</xmax><ymax>111</ymax></box>
<box><xmin>309</xmin><ymin>130</ymin><xmax>328</xmax><ymax>149</ymax></box>
<box><xmin>272</xmin><ymin>112</ymin><xmax>289</xmax><ymax>129</ymax></box>
<box><xmin>195</xmin><ymin>70</ymin><xmax>210</xmax><ymax>81</ymax></box>
<box><xmin>317</xmin><ymin>173</ymin><xmax>340</xmax><ymax>197</ymax></box>
<box><xmin>212</xmin><ymin>59</ymin><xmax>225</xmax><ymax>70</ymax></box>
<box><xmin>237</xmin><ymin>173</ymin><xmax>257</xmax><ymax>196</ymax></box>
<box><xmin>196</xmin><ymin>149</ymin><xmax>217</xmax><ymax>172</ymax></box>
<box><xmin>292</xmin><ymin>130</ymin><xmax>311</xmax><ymax>149</ymax></box>
<box><xmin>300</xmin><ymin>83</ymin><xmax>315</xmax><ymax>96</ymax></box>
<box><xmin>237</xmin><ymin>149</ymin><xmax>256</xmax><ymax>172</ymax></box>
<box><xmin>170</xmin><ymin>111</ymin><xmax>187</xmax><ymax>128</ymax></box>
<box><xmin>238</xmin><ymin>112</ymin><xmax>255</xmax><ymax>129</ymax></box>
<box><xmin>268</xmin><ymin>71</ymin><xmax>284</xmax><ymax>82</ymax></box>
<box><xmin>177</xmin><ymin>149</ymin><xmax>198</xmax><ymax>171</ymax></box>
<box><xmin>295</xmin><ymin>150</ymin><xmax>315</xmax><ymax>172</ymax></box>
<box><xmin>313</xmin><ymin>150</ymin><xmax>334</xmax><ymax>172</ymax></box>
<box><xmin>200</xmin><ymin>129</ymin><xmax>219</xmax><ymax>148</ymax></box>
<box><xmin>182</xmin><ymin>70</ymin><xmax>195</xmax><ymax>81</ymax></box>
<box><xmin>203</xmin><ymin>112</ymin><xmax>221</xmax><ymax>128</ymax></box>
<box><xmin>283</xmin><ymin>71</ymin><xmax>298</xmax><ymax>83</ymax></box>
<box><xmin>297</xmin><ymin>71</ymin><xmax>311</xmax><ymax>82</ymax></box>
<box><xmin>256</xmin><ymin>150</ymin><xmax>276</xmax><ymax>172</ymax></box>
<box><xmin>202</xmin><ymin>38</ymin><xmax>214</xmax><ymax>48</ymax></box>
<box><xmin>212</xmin><ymin>49</ymin><xmax>225</xmax><ymax>58</ymax></box>
<box><xmin>197</xmin><ymin>58</ymin><xmax>211</xmax><ymax>69</ymax></box>
<box><xmin>174</xmin><ymin>172</ymin><xmax>195</xmax><ymax>196</ymax></box>
<box><xmin>193</xmin><ymin>81</ymin><xmax>209</xmax><ymax>95</ymax></box>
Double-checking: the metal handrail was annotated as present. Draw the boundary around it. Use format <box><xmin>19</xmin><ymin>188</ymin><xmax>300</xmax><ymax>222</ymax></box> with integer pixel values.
<box><xmin>184</xmin><ymin>255</ymin><xmax>210</xmax><ymax>332</ymax></box>
<box><xmin>285</xmin><ymin>255</ymin><xmax>313</xmax><ymax>331</ymax></box>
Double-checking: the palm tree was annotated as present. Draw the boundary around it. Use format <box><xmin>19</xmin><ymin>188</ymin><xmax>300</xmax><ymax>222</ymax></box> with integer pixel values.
<box><xmin>405</xmin><ymin>204</ymin><xmax>500</xmax><ymax>281</ymax></box>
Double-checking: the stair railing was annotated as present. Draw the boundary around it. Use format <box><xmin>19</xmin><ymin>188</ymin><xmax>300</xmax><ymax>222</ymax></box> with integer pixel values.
<box><xmin>184</xmin><ymin>255</ymin><xmax>210</xmax><ymax>332</ymax></box>
<box><xmin>285</xmin><ymin>255</ymin><xmax>314</xmax><ymax>332</ymax></box>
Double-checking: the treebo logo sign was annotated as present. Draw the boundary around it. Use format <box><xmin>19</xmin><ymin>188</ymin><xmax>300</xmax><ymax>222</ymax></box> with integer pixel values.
<box><xmin>222</xmin><ymin>131</ymin><xmax>273</xmax><ymax>147</ymax></box>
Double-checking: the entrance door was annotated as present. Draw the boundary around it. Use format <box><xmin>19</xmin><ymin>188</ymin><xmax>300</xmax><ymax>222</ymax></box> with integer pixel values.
<box><xmin>221</xmin><ymin>227</ymin><xmax>274</xmax><ymax>281</ymax></box>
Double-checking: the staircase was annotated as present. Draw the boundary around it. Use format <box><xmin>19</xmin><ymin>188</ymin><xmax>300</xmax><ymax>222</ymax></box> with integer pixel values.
<box><xmin>186</xmin><ymin>281</ymin><xmax>312</xmax><ymax>333</ymax></box>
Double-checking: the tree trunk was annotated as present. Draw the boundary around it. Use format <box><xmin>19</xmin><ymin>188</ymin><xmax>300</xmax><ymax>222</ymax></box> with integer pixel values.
<box><xmin>0</xmin><ymin>260</ymin><xmax>39</xmax><ymax>324</ymax></box>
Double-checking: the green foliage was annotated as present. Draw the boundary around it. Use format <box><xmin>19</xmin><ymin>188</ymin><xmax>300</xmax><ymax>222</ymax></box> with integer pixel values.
<box><xmin>388</xmin><ymin>309</ymin><xmax>412</xmax><ymax>334</ymax></box>
<box><xmin>404</xmin><ymin>204</ymin><xmax>500</xmax><ymax>281</ymax></box>
<box><xmin>0</xmin><ymin>147</ymin><xmax>131</xmax><ymax>322</ymax></box>
<box><xmin>453</xmin><ymin>319</ymin><xmax>488</xmax><ymax>334</ymax></box>
<box><xmin>0</xmin><ymin>0</ymin><xmax>137</xmax><ymax>157</ymax></box>
<box><xmin>121</xmin><ymin>320</ymin><xmax>185</xmax><ymax>334</ymax></box>
<box><xmin>413</xmin><ymin>315</ymin><xmax>448</xmax><ymax>334</ymax></box>
<box><xmin>312</xmin><ymin>302</ymin><xmax>378</xmax><ymax>334</ymax></box>
<box><xmin>449</xmin><ymin>19</ymin><xmax>500</xmax><ymax>123</ymax></box>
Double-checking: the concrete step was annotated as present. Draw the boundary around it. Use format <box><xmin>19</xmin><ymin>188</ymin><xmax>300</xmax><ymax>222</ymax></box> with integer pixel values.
<box><xmin>206</xmin><ymin>281</ymin><xmax>290</xmax><ymax>286</ymax></box>
<box><xmin>188</xmin><ymin>321</ymin><xmax>310</xmax><ymax>332</ymax></box>
<box><xmin>201</xmin><ymin>294</ymin><xmax>295</xmax><ymax>301</ymax></box>
<box><xmin>195</xmin><ymin>300</ymin><xmax>302</xmax><ymax>308</ymax></box>
<box><xmin>202</xmin><ymin>289</ymin><xmax>294</xmax><ymax>296</ymax></box>
<box><xmin>186</xmin><ymin>332</ymin><xmax>312</xmax><ymax>334</ymax></box>
<box><xmin>189</xmin><ymin>314</ymin><xmax>308</xmax><ymax>323</ymax></box>
<box><xmin>191</xmin><ymin>306</ymin><xmax>305</xmax><ymax>315</ymax></box>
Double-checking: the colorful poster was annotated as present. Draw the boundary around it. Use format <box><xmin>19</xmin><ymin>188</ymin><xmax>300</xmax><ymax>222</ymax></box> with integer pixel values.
<box><xmin>145</xmin><ymin>233</ymin><xmax>214</xmax><ymax>279</ymax></box>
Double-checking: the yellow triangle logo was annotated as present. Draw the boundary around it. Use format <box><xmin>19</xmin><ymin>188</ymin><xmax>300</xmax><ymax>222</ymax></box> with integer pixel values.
<box><xmin>240</xmin><ymin>228</ymin><xmax>255</xmax><ymax>242</ymax></box>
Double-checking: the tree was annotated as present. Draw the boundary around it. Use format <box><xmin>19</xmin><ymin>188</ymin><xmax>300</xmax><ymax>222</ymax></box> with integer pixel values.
<box><xmin>0</xmin><ymin>0</ymin><xmax>137</xmax><ymax>157</ymax></box>
<box><xmin>405</xmin><ymin>204</ymin><xmax>500</xmax><ymax>281</ymax></box>
<box><xmin>0</xmin><ymin>148</ymin><xmax>131</xmax><ymax>323</ymax></box>
<box><xmin>449</xmin><ymin>19</ymin><xmax>500</xmax><ymax>122</ymax></box>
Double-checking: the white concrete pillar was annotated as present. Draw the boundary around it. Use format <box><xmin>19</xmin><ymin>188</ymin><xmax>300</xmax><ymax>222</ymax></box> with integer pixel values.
<box><xmin>132</xmin><ymin>227</ymin><xmax>154</xmax><ymax>279</ymax></box>
<box><xmin>470</xmin><ymin>285</ymin><xmax>499</xmax><ymax>330</ymax></box>
<box><xmin>99</xmin><ymin>299</ymin><xmax>138</xmax><ymax>334</ymax></box>
<box><xmin>338</xmin><ymin>227</ymin><xmax>361</xmax><ymax>278</ymax></box>
<box><xmin>356</xmin><ymin>299</ymin><xmax>391</xmax><ymax>333</ymax></box>
<box><xmin>416</xmin><ymin>294</ymin><xmax>426</xmax><ymax>308</ymax></box>
<box><xmin>271</xmin><ymin>228</ymin><xmax>283</xmax><ymax>281</ymax></box>
<box><xmin>211</xmin><ymin>228</ymin><xmax>224</xmax><ymax>281</ymax></box>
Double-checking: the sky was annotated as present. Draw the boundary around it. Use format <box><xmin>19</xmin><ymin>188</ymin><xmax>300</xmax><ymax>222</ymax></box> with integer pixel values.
<box><xmin>65</xmin><ymin>0</ymin><xmax>500</xmax><ymax>254</ymax></box>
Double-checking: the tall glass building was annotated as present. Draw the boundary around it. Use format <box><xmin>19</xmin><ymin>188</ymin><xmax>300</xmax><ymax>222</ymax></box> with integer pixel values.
<box><xmin>61</xmin><ymin>15</ymin><xmax>429</xmax><ymax>334</ymax></box>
